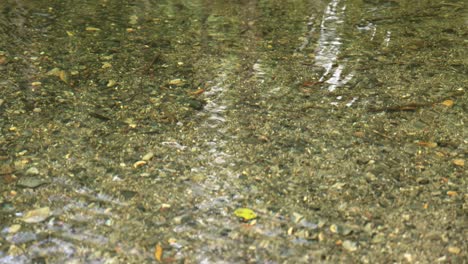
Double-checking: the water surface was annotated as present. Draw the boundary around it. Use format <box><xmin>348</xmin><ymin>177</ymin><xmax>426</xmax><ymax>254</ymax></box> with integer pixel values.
<box><xmin>0</xmin><ymin>0</ymin><xmax>466</xmax><ymax>263</ymax></box>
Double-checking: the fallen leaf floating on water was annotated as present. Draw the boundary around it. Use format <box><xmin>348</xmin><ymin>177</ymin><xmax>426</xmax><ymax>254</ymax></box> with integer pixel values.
<box><xmin>234</xmin><ymin>208</ymin><xmax>257</xmax><ymax>221</ymax></box>
<box><xmin>154</xmin><ymin>243</ymin><xmax>163</xmax><ymax>262</ymax></box>
<box><xmin>21</xmin><ymin>207</ymin><xmax>51</xmax><ymax>223</ymax></box>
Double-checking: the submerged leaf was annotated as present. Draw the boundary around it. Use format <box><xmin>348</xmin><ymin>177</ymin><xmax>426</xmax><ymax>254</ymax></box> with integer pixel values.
<box><xmin>441</xmin><ymin>100</ymin><xmax>454</xmax><ymax>107</ymax></box>
<box><xmin>154</xmin><ymin>243</ymin><xmax>163</xmax><ymax>262</ymax></box>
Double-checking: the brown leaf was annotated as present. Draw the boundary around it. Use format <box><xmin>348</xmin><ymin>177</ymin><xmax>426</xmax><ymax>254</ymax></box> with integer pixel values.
<box><xmin>189</xmin><ymin>88</ymin><xmax>205</xmax><ymax>95</ymax></box>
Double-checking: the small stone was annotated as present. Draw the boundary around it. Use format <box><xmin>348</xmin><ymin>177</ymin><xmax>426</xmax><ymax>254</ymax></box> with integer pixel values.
<box><xmin>365</xmin><ymin>172</ymin><xmax>377</xmax><ymax>182</ymax></box>
<box><xmin>298</xmin><ymin>219</ymin><xmax>318</xmax><ymax>229</ymax></box>
<box><xmin>85</xmin><ymin>27</ymin><xmax>101</xmax><ymax>31</ymax></box>
<box><xmin>403</xmin><ymin>253</ymin><xmax>413</xmax><ymax>262</ymax></box>
<box><xmin>342</xmin><ymin>240</ymin><xmax>358</xmax><ymax>252</ymax></box>
<box><xmin>129</xmin><ymin>15</ymin><xmax>138</xmax><ymax>25</ymax></box>
<box><xmin>120</xmin><ymin>190</ymin><xmax>137</xmax><ymax>200</ymax></box>
<box><xmin>17</xmin><ymin>176</ymin><xmax>49</xmax><ymax>188</ymax></box>
<box><xmin>372</xmin><ymin>233</ymin><xmax>385</xmax><ymax>243</ymax></box>
<box><xmin>291</xmin><ymin>212</ymin><xmax>304</xmax><ymax>223</ymax></box>
<box><xmin>107</xmin><ymin>80</ymin><xmax>117</xmax><ymax>87</ymax></box>
<box><xmin>169</xmin><ymin>78</ymin><xmax>183</xmax><ymax>85</ymax></box>
<box><xmin>7</xmin><ymin>224</ymin><xmax>21</xmax><ymax>234</ymax></box>
<box><xmin>318</xmin><ymin>232</ymin><xmax>325</xmax><ymax>241</ymax></box>
<box><xmin>341</xmin><ymin>226</ymin><xmax>353</xmax><ymax>236</ymax></box>
<box><xmin>160</xmin><ymin>203</ymin><xmax>171</xmax><ymax>209</ymax></box>
<box><xmin>25</xmin><ymin>167</ymin><xmax>39</xmax><ymax>175</ymax></box>
<box><xmin>21</xmin><ymin>207</ymin><xmax>51</xmax><ymax>223</ymax></box>
<box><xmin>8</xmin><ymin>245</ymin><xmax>23</xmax><ymax>257</ymax></box>
<box><xmin>173</xmin><ymin>215</ymin><xmax>184</xmax><ymax>224</ymax></box>
<box><xmin>142</xmin><ymin>152</ymin><xmax>154</xmax><ymax>161</ymax></box>
<box><xmin>296</xmin><ymin>229</ymin><xmax>309</xmax><ymax>239</ymax></box>
<box><xmin>317</xmin><ymin>219</ymin><xmax>326</xmax><ymax>228</ymax></box>
<box><xmin>102</xmin><ymin>62</ymin><xmax>112</xmax><ymax>69</ymax></box>
<box><xmin>447</xmin><ymin>246</ymin><xmax>461</xmax><ymax>254</ymax></box>
<box><xmin>330</xmin><ymin>224</ymin><xmax>339</xmax><ymax>233</ymax></box>
<box><xmin>0</xmin><ymin>164</ymin><xmax>14</xmax><ymax>175</ymax></box>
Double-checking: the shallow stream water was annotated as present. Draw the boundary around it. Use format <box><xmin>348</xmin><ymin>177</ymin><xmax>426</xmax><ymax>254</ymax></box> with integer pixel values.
<box><xmin>0</xmin><ymin>0</ymin><xmax>466</xmax><ymax>263</ymax></box>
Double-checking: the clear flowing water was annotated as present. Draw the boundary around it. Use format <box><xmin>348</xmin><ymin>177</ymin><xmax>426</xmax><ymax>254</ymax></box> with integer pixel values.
<box><xmin>0</xmin><ymin>0</ymin><xmax>466</xmax><ymax>263</ymax></box>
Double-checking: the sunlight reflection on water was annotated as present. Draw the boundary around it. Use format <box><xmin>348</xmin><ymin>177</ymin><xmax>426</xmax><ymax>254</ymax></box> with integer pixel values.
<box><xmin>314</xmin><ymin>0</ymin><xmax>354</xmax><ymax>92</ymax></box>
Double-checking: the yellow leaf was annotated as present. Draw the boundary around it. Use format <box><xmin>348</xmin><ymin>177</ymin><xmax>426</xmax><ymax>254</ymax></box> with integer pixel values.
<box><xmin>452</xmin><ymin>159</ymin><xmax>464</xmax><ymax>167</ymax></box>
<box><xmin>59</xmin><ymin>70</ymin><xmax>69</xmax><ymax>84</ymax></box>
<box><xmin>441</xmin><ymin>100</ymin><xmax>454</xmax><ymax>107</ymax></box>
<box><xmin>447</xmin><ymin>191</ymin><xmax>458</xmax><ymax>197</ymax></box>
<box><xmin>234</xmin><ymin>208</ymin><xmax>257</xmax><ymax>221</ymax></box>
<box><xmin>133</xmin><ymin>160</ymin><xmax>147</xmax><ymax>168</ymax></box>
<box><xmin>154</xmin><ymin>243</ymin><xmax>162</xmax><ymax>262</ymax></box>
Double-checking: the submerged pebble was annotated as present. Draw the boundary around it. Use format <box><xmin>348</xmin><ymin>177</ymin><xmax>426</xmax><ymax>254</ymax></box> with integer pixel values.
<box><xmin>17</xmin><ymin>176</ymin><xmax>49</xmax><ymax>188</ymax></box>
<box><xmin>342</xmin><ymin>240</ymin><xmax>358</xmax><ymax>252</ymax></box>
<box><xmin>20</xmin><ymin>207</ymin><xmax>51</xmax><ymax>223</ymax></box>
